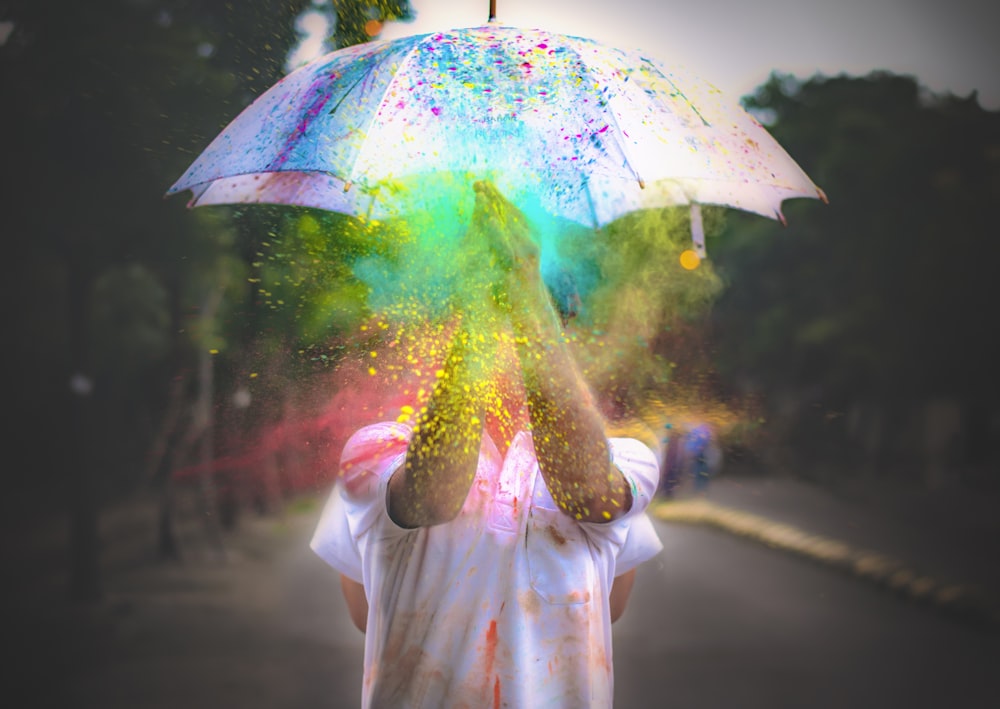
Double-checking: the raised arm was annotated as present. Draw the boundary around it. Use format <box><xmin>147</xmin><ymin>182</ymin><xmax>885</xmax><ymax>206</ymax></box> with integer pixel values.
<box><xmin>386</xmin><ymin>209</ymin><xmax>506</xmax><ymax>528</ymax></box>
<box><xmin>387</xmin><ymin>315</ymin><xmax>495</xmax><ymax>528</ymax></box>
<box><xmin>475</xmin><ymin>181</ymin><xmax>633</xmax><ymax>523</ymax></box>
<box><xmin>509</xmin><ymin>268</ymin><xmax>633</xmax><ymax>522</ymax></box>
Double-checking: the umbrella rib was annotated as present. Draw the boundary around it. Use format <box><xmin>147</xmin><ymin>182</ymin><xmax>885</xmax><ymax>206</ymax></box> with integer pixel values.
<box><xmin>600</xmin><ymin>98</ymin><xmax>645</xmax><ymax>188</ymax></box>
<box><xmin>646</xmin><ymin>58</ymin><xmax>711</xmax><ymax>128</ymax></box>
<box><xmin>582</xmin><ymin>176</ymin><xmax>602</xmax><ymax>230</ymax></box>
<box><xmin>344</xmin><ymin>36</ymin><xmax>428</xmax><ymax>186</ymax></box>
<box><xmin>564</xmin><ymin>41</ymin><xmax>645</xmax><ymax>189</ymax></box>
<box><xmin>328</xmin><ymin>69</ymin><xmax>372</xmax><ymax>117</ymax></box>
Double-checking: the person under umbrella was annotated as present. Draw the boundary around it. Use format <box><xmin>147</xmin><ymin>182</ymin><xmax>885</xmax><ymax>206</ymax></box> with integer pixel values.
<box><xmin>311</xmin><ymin>181</ymin><xmax>662</xmax><ymax>708</ymax></box>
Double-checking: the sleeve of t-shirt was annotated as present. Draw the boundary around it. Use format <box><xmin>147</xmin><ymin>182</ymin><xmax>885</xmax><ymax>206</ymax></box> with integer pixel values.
<box><xmin>309</xmin><ymin>422</ymin><xmax>413</xmax><ymax>583</ymax></box>
<box><xmin>310</xmin><ymin>482</ymin><xmax>364</xmax><ymax>582</ymax></box>
<box><xmin>614</xmin><ymin>512</ymin><xmax>662</xmax><ymax>576</ymax></box>
<box><xmin>610</xmin><ymin>437</ymin><xmax>663</xmax><ymax>571</ymax></box>
<box><xmin>578</xmin><ymin>437</ymin><xmax>663</xmax><ymax>571</ymax></box>
<box><xmin>608</xmin><ymin>436</ymin><xmax>660</xmax><ymax>518</ymax></box>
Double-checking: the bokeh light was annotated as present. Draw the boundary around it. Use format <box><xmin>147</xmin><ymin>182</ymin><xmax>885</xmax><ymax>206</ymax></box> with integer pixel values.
<box><xmin>679</xmin><ymin>249</ymin><xmax>700</xmax><ymax>270</ymax></box>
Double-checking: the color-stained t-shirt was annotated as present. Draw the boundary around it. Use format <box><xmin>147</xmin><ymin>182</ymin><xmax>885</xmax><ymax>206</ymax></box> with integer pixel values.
<box><xmin>311</xmin><ymin>422</ymin><xmax>662</xmax><ymax>708</ymax></box>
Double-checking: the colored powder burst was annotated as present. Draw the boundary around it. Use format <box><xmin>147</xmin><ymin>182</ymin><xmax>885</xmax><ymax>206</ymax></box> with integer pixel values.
<box><xmin>551</xmin><ymin>205</ymin><xmax>726</xmax><ymax>418</ymax></box>
<box><xmin>179</xmin><ymin>180</ymin><xmax>734</xmax><ymax>500</ymax></box>
<box><xmin>342</xmin><ymin>176</ymin><xmax>606</xmax><ymax>336</ymax></box>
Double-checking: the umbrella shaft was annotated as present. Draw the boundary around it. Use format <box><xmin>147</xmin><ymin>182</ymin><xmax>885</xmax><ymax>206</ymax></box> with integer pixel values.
<box><xmin>489</xmin><ymin>0</ymin><xmax>497</xmax><ymax>22</ymax></box>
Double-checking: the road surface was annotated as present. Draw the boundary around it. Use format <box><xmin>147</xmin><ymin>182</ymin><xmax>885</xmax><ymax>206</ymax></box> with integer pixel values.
<box><xmin>44</xmin><ymin>499</ymin><xmax>1000</xmax><ymax>708</ymax></box>
<box><xmin>614</xmin><ymin>521</ymin><xmax>999</xmax><ymax>708</ymax></box>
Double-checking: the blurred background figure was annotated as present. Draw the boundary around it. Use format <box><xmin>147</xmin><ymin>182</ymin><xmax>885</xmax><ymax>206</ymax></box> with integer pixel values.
<box><xmin>685</xmin><ymin>423</ymin><xmax>723</xmax><ymax>495</ymax></box>
<box><xmin>658</xmin><ymin>423</ymin><xmax>683</xmax><ymax>499</ymax></box>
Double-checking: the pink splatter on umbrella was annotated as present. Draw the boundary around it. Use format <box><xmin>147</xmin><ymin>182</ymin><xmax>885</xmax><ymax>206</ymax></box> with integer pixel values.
<box><xmin>168</xmin><ymin>8</ymin><xmax>825</xmax><ymax>257</ymax></box>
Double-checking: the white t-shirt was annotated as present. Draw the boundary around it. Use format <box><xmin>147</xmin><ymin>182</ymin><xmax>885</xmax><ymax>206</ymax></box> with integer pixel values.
<box><xmin>311</xmin><ymin>421</ymin><xmax>662</xmax><ymax>708</ymax></box>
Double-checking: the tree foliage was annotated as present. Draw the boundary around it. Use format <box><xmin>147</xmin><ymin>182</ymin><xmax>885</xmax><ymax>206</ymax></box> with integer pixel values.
<box><xmin>2</xmin><ymin>0</ymin><xmax>411</xmax><ymax>597</ymax></box>
<box><xmin>711</xmin><ymin>72</ymin><xmax>1000</xmax><ymax>470</ymax></box>
<box><xmin>332</xmin><ymin>0</ymin><xmax>414</xmax><ymax>48</ymax></box>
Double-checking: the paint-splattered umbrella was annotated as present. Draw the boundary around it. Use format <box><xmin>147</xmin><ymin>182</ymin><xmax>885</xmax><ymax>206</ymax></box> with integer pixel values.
<box><xmin>168</xmin><ymin>20</ymin><xmax>825</xmax><ymax>256</ymax></box>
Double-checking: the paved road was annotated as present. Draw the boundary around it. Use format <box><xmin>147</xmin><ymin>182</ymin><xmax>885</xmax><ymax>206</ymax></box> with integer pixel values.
<box><xmin>43</xmin><ymin>493</ymin><xmax>1000</xmax><ymax>709</ymax></box>
<box><xmin>614</xmin><ymin>519</ymin><xmax>1000</xmax><ymax>708</ymax></box>
<box><xmin>53</xmin><ymin>509</ymin><xmax>367</xmax><ymax>709</ymax></box>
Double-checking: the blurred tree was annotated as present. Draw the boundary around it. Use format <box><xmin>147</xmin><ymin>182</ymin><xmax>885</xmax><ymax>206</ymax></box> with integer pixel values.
<box><xmin>332</xmin><ymin>0</ymin><xmax>413</xmax><ymax>48</ymax></box>
<box><xmin>212</xmin><ymin>0</ymin><xmax>415</xmax><ymax>515</ymax></box>
<box><xmin>711</xmin><ymin>72</ymin><xmax>1000</xmax><ymax>479</ymax></box>
<box><xmin>0</xmin><ymin>0</ymin><xmax>317</xmax><ymax>599</ymax></box>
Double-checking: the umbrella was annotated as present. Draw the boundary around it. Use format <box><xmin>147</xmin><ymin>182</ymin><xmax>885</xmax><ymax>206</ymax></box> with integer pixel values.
<box><xmin>168</xmin><ymin>20</ymin><xmax>825</xmax><ymax>255</ymax></box>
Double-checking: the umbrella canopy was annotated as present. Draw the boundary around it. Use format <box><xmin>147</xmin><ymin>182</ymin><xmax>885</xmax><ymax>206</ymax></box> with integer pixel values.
<box><xmin>169</xmin><ymin>23</ymin><xmax>825</xmax><ymax>239</ymax></box>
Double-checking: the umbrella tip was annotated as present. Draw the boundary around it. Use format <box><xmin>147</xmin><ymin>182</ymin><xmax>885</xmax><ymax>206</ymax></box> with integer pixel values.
<box><xmin>817</xmin><ymin>187</ymin><xmax>829</xmax><ymax>204</ymax></box>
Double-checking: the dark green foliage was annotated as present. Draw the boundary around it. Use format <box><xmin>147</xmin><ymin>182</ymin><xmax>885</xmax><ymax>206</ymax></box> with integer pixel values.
<box><xmin>332</xmin><ymin>0</ymin><xmax>414</xmax><ymax>48</ymax></box>
<box><xmin>712</xmin><ymin>72</ymin><xmax>1000</xmax><ymax>474</ymax></box>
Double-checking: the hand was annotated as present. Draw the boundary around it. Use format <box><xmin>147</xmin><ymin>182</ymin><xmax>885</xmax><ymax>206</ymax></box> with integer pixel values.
<box><xmin>458</xmin><ymin>182</ymin><xmax>511</xmax><ymax>325</ymax></box>
<box><xmin>473</xmin><ymin>181</ymin><xmax>540</xmax><ymax>281</ymax></box>
<box><xmin>469</xmin><ymin>181</ymin><xmax>550</xmax><ymax>320</ymax></box>
<box><xmin>465</xmin><ymin>183</ymin><xmax>630</xmax><ymax>523</ymax></box>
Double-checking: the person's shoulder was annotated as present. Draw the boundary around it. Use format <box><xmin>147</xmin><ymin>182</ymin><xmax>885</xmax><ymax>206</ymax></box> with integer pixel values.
<box><xmin>340</xmin><ymin>421</ymin><xmax>413</xmax><ymax>496</ymax></box>
<box><xmin>345</xmin><ymin>420</ymin><xmax>411</xmax><ymax>441</ymax></box>
<box><xmin>607</xmin><ymin>437</ymin><xmax>658</xmax><ymax>486</ymax></box>
<box><xmin>607</xmin><ymin>435</ymin><xmax>656</xmax><ymax>458</ymax></box>
<box><xmin>342</xmin><ymin>421</ymin><xmax>412</xmax><ymax>460</ymax></box>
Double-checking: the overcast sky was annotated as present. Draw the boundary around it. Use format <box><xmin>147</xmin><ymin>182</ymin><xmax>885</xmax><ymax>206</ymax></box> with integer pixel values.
<box><xmin>376</xmin><ymin>0</ymin><xmax>1000</xmax><ymax>109</ymax></box>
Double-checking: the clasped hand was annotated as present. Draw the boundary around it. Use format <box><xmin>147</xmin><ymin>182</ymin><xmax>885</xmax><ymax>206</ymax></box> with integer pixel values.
<box><xmin>453</xmin><ymin>180</ymin><xmax>553</xmax><ymax>329</ymax></box>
